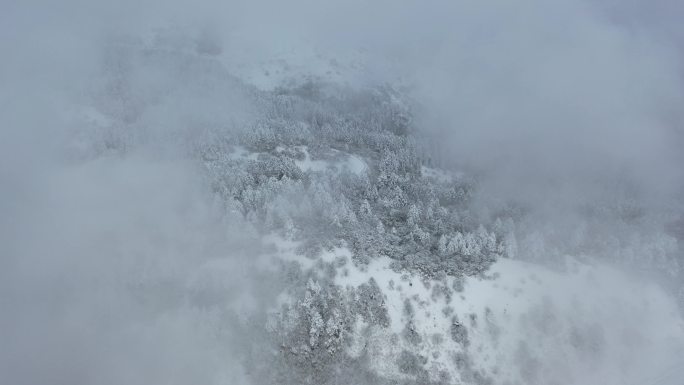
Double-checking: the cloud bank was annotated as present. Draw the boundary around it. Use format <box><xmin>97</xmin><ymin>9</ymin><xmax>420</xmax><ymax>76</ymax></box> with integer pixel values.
<box><xmin>2</xmin><ymin>1</ymin><xmax>684</xmax><ymax>384</ymax></box>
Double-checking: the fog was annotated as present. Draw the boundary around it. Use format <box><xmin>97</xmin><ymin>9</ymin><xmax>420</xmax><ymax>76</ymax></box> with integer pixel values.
<box><xmin>415</xmin><ymin>1</ymin><xmax>684</xmax><ymax>209</ymax></box>
<box><xmin>2</xmin><ymin>0</ymin><xmax>684</xmax><ymax>384</ymax></box>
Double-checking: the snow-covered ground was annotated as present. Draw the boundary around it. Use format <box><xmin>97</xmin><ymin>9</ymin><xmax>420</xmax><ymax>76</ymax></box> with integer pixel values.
<box><xmin>288</xmin><ymin>146</ymin><xmax>367</xmax><ymax>175</ymax></box>
<box><xmin>265</xmin><ymin>236</ymin><xmax>684</xmax><ymax>385</ymax></box>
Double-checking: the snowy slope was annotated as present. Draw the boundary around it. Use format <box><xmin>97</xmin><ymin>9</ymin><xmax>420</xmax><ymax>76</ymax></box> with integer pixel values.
<box><xmin>265</xmin><ymin>235</ymin><xmax>684</xmax><ymax>385</ymax></box>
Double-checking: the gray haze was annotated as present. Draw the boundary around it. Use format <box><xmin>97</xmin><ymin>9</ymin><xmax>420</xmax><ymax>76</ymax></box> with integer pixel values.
<box><xmin>2</xmin><ymin>0</ymin><xmax>684</xmax><ymax>384</ymax></box>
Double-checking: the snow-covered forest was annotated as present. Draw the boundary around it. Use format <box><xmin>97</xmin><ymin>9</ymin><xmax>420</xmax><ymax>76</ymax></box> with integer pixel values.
<box><xmin>2</xmin><ymin>1</ymin><xmax>684</xmax><ymax>384</ymax></box>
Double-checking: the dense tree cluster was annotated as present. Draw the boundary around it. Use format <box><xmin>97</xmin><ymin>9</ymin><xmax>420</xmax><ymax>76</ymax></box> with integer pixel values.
<box><xmin>199</xmin><ymin>80</ymin><xmax>507</xmax><ymax>278</ymax></box>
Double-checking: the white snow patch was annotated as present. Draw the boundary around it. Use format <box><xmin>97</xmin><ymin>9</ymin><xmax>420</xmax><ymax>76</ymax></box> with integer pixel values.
<box><xmin>421</xmin><ymin>166</ymin><xmax>463</xmax><ymax>183</ymax></box>
<box><xmin>283</xmin><ymin>146</ymin><xmax>367</xmax><ymax>175</ymax></box>
<box><xmin>228</xmin><ymin>146</ymin><xmax>259</xmax><ymax>161</ymax></box>
<box><xmin>342</xmin><ymin>154</ymin><xmax>368</xmax><ymax>175</ymax></box>
<box><xmin>293</xmin><ymin>147</ymin><xmax>328</xmax><ymax>173</ymax></box>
